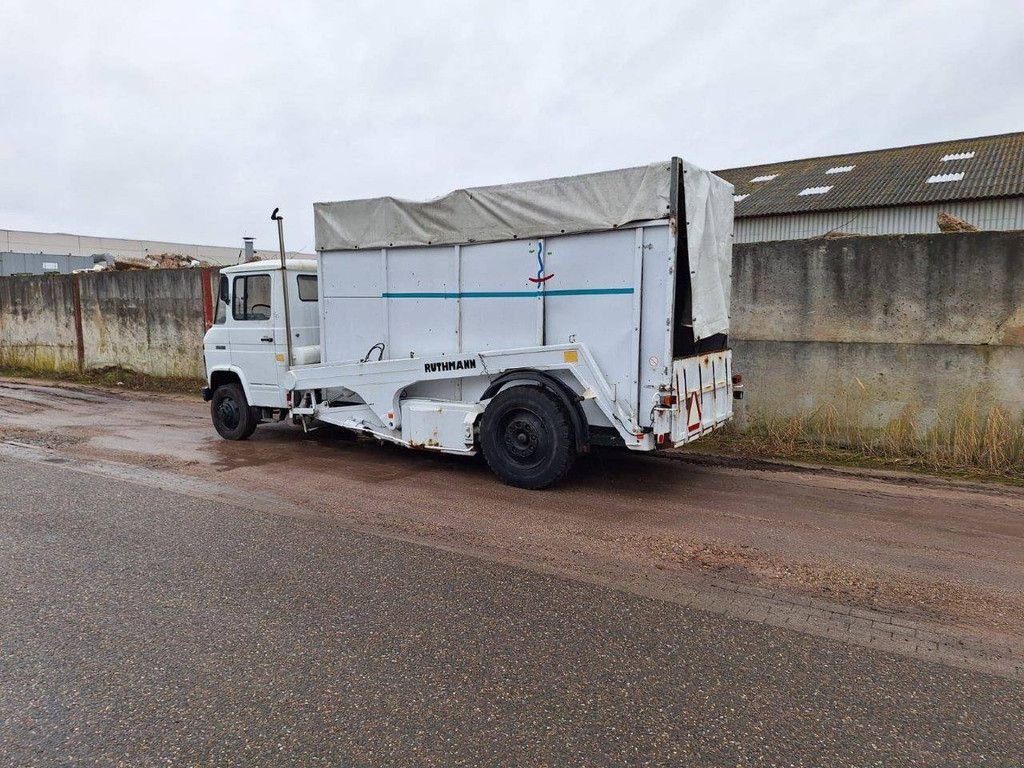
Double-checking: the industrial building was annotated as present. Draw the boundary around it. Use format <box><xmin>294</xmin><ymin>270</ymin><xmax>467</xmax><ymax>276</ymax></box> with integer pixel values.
<box><xmin>0</xmin><ymin>252</ymin><xmax>112</xmax><ymax>276</ymax></box>
<box><xmin>0</xmin><ymin>229</ymin><xmax>308</xmax><ymax>275</ymax></box>
<box><xmin>717</xmin><ymin>132</ymin><xmax>1024</xmax><ymax>243</ymax></box>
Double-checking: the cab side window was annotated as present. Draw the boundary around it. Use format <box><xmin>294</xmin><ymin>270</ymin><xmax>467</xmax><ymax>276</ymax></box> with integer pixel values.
<box><xmin>233</xmin><ymin>274</ymin><xmax>272</xmax><ymax>321</ymax></box>
<box><xmin>297</xmin><ymin>274</ymin><xmax>318</xmax><ymax>302</ymax></box>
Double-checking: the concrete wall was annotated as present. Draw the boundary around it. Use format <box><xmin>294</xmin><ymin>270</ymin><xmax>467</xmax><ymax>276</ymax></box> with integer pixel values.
<box><xmin>0</xmin><ymin>276</ymin><xmax>80</xmax><ymax>372</ymax></box>
<box><xmin>731</xmin><ymin>231</ymin><xmax>1024</xmax><ymax>427</ymax></box>
<box><xmin>0</xmin><ymin>269</ymin><xmax>214</xmax><ymax>380</ymax></box>
<box><xmin>78</xmin><ymin>270</ymin><xmax>209</xmax><ymax>378</ymax></box>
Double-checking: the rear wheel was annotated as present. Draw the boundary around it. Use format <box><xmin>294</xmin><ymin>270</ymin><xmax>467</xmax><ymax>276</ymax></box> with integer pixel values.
<box><xmin>480</xmin><ymin>385</ymin><xmax>575</xmax><ymax>489</ymax></box>
<box><xmin>211</xmin><ymin>382</ymin><xmax>258</xmax><ymax>440</ymax></box>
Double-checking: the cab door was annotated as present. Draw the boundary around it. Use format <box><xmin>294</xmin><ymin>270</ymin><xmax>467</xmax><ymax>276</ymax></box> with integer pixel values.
<box><xmin>228</xmin><ymin>271</ymin><xmax>287</xmax><ymax>407</ymax></box>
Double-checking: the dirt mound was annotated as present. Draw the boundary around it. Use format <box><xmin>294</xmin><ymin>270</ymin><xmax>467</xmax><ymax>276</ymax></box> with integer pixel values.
<box><xmin>937</xmin><ymin>212</ymin><xmax>979</xmax><ymax>232</ymax></box>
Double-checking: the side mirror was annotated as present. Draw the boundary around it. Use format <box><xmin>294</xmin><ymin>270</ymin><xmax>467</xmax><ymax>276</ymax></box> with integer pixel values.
<box><xmin>218</xmin><ymin>276</ymin><xmax>229</xmax><ymax>303</ymax></box>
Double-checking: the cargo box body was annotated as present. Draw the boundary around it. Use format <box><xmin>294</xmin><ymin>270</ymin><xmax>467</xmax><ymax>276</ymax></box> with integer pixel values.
<box><xmin>309</xmin><ymin>157</ymin><xmax>736</xmax><ymax>443</ymax></box>
<box><xmin>319</xmin><ymin>222</ymin><xmax>680</xmax><ymax>434</ymax></box>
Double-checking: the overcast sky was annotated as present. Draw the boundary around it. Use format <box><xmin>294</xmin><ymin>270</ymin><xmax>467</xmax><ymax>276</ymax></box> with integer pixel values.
<box><xmin>1</xmin><ymin>0</ymin><xmax>1021</xmax><ymax>252</ymax></box>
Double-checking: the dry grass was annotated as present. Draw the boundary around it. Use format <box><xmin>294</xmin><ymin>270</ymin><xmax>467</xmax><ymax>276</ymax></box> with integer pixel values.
<box><xmin>713</xmin><ymin>387</ymin><xmax>1024</xmax><ymax>480</ymax></box>
<box><xmin>0</xmin><ymin>365</ymin><xmax>203</xmax><ymax>394</ymax></box>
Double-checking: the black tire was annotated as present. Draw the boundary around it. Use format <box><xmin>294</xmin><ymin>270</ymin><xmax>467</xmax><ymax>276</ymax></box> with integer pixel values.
<box><xmin>211</xmin><ymin>382</ymin><xmax>258</xmax><ymax>440</ymax></box>
<box><xmin>480</xmin><ymin>385</ymin><xmax>575</xmax><ymax>489</ymax></box>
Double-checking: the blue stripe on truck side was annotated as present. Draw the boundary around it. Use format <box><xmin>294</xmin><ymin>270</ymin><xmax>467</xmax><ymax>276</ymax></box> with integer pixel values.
<box><xmin>382</xmin><ymin>288</ymin><xmax>634</xmax><ymax>299</ymax></box>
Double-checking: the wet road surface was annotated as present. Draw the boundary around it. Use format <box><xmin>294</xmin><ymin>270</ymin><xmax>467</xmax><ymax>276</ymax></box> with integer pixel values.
<box><xmin>1</xmin><ymin>458</ymin><xmax>1022</xmax><ymax>766</ymax></box>
<box><xmin>1</xmin><ymin>378</ymin><xmax>1022</xmax><ymax>679</ymax></box>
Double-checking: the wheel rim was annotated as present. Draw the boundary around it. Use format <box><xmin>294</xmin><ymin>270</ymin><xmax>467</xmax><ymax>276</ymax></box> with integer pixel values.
<box><xmin>500</xmin><ymin>409</ymin><xmax>547</xmax><ymax>468</ymax></box>
<box><xmin>217</xmin><ymin>396</ymin><xmax>241</xmax><ymax>430</ymax></box>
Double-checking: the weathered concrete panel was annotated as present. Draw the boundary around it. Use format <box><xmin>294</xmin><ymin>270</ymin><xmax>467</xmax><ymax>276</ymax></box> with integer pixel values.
<box><xmin>78</xmin><ymin>270</ymin><xmax>206</xmax><ymax>378</ymax></box>
<box><xmin>734</xmin><ymin>339</ymin><xmax>1024</xmax><ymax>430</ymax></box>
<box><xmin>0</xmin><ymin>275</ymin><xmax>79</xmax><ymax>372</ymax></box>
<box><xmin>732</xmin><ymin>231</ymin><xmax>1024</xmax><ymax>346</ymax></box>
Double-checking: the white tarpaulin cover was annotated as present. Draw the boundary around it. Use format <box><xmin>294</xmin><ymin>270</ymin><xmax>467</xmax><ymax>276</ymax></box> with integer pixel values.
<box><xmin>681</xmin><ymin>161</ymin><xmax>735</xmax><ymax>339</ymax></box>
<box><xmin>313</xmin><ymin>159</ymin><xmax>734</xmax><ymax>337</ymax></box>
<box><xmin>314</xmin><ymin>162</ymin><xmax>674</xmax><ymax>250</ymax></box>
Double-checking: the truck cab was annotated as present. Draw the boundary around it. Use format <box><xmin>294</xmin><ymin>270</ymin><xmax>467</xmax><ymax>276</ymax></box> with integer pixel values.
<box><xmin>202</xmin><ymin>260</ymin><xmax>320</xmax><ymax>432</ymax></box>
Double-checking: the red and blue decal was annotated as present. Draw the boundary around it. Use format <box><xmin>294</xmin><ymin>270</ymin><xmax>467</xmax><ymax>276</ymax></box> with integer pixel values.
<box><xmin>528</xmin><ymin>239</ymin><xmax>554</xmax><ymax>284</ymax></box>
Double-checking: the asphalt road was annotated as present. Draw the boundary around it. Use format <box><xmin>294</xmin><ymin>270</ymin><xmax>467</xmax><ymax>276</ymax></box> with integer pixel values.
<box><xmin>3</xmin><ymin>379</ymin><xmax>1023</xmax><ymax>676</ymax></box>
<box><xmin>1</xmin><ymin>458</ymin><xmax>1021</xmax><ymax>767</ymax></box>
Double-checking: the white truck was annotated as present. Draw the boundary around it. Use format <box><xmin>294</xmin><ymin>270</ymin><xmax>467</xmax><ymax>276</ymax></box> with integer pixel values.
<box><xmin>202</xmin><ymin>158</ymin><xmax>740</xmax><ymax>488</ymax></box>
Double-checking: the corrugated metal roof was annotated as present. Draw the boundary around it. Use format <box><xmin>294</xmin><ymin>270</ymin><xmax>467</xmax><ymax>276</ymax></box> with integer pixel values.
<box><xmin>716</xmin><ymin>132</ymin><xmax>1024</xmax><ymax>219</ymax></box>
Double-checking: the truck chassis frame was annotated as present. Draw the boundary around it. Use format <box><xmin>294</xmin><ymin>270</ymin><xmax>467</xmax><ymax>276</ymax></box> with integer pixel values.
<box><xmin>287</xmin><ymin>342</ymin><xmax>650</xmax><ymax>453</ymax></box>
<box><xmin>285</xmin><ymin>342</ymin><xmax>734</xmax><ymax>455</ymax></box>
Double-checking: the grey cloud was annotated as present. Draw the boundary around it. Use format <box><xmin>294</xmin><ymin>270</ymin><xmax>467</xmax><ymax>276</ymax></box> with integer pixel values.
<box><xmin>1</xmin><ymin>0</ymin><xmax>1021</xmax><ymax>252</ymax></box>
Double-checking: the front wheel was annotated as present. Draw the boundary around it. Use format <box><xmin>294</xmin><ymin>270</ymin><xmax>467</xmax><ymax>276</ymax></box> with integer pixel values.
<box><xmin>211</xmin><ymin>382</ymin><xmax>258</xmax><ymax>440</ymax></box>
<box><xmin>480</xmin><ymin>385</ymin><xmax>575</xmax><ymax>489</ymax></box>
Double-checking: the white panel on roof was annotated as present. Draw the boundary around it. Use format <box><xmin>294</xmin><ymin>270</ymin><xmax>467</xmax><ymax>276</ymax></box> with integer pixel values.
<box><xmin>941</xmin><ymin>152</ymin><xmax>975</xmax><ymax>161</ymax></box>
<box><xmin>825</xmin><ymin>165</ymin><xmax>855</xmax><ymax>174</ymax></box>
<box><xmin>926</xmin><ymin>173</ymin><xmax>965</xmax><ymax>183</ymax></box>
<box><xmin>798</xmin><ymin>186</ymin><xmax>833</xmax><ymax>196</ymax></box>
<box><xmin>750</xmin><ymin>174</ymin><xmax>778</xmax><ymax>183</ymax></box>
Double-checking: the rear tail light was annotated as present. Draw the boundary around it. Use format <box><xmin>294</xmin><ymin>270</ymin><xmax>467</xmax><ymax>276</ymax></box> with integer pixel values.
<box><xmin>659</xmin><ymin>393</ymin><xmax>678</xmax><ymax>407</ymax></box>
<box><xmin>732</xmin><ymin>373</ymin><xmax>744</xmax><ymax>400</ymax></box>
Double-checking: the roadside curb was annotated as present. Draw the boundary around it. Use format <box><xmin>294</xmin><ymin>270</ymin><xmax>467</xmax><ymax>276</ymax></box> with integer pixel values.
<box><xmin>659</xmin><ymin>450</ymin><xmax>1023</xmax><ymax>496</ymax></box>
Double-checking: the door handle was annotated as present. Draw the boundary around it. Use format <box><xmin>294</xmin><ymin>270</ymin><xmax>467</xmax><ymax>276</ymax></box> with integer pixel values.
<box><xmin>260</xmin><ymin>336</ymin><xmax>274</xmax><ymax>343</ymax></box>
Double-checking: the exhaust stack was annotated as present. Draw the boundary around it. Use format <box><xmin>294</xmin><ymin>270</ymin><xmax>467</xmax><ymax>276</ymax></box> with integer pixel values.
<box><xmin>270</xmin><ymin>209</ymin><xmax>294</xmax><ymax>369</ymax></box>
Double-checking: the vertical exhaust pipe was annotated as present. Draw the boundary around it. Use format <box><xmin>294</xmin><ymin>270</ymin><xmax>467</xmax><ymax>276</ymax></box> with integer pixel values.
<box><xmin>270</xmin><ymin>208</ymin><xmax>294</xmax><ymax>369</ymax></box>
